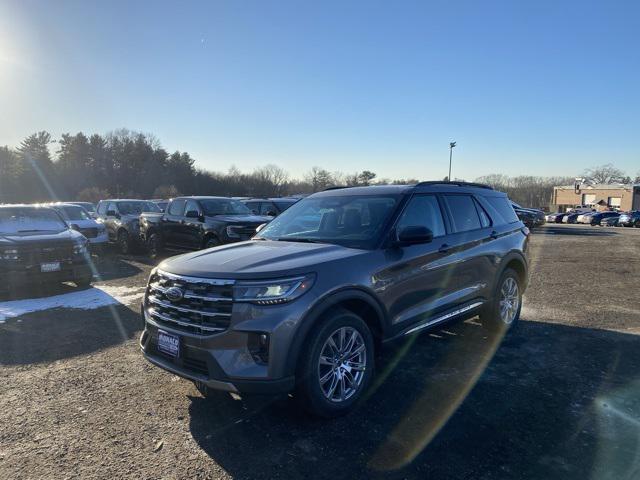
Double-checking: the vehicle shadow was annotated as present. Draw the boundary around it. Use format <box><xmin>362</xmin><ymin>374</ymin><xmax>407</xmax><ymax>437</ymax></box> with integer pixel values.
<box><xmin>0</xmin><ymin>299</ymin><xmax>141</xmax><ymax>365</ymax></box>
<box><xmin>188</xmin><ymin>317</ymin><xmax>640</xmax><ymax>479</ymax></box>
<box><xmin>93</xmin><ymin>255</ymin><xmax>145</xmax><ymax>281</ymax></box>
<box><xmin>536</xmin><ymin>225</ymin><xmax>619</xmax><ymax>236</ymax></box>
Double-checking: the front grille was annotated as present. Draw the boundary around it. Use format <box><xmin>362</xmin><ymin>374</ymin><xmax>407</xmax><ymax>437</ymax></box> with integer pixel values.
<box><xmin>80</xmin><ymin>228</ymin><xmax>98</xmax><ymax>238</ymax></box>
<box><xmin>18</xmin><ymin>245</ymin><xmax>74</xmax><ymax>266</ymax></box>
<box><xmin>146</xmin><ymin>270</ymin><xmax>234</xmax><ymax>336</ymax></box>
<box><xmin>228</xmin><ymin>225</ymin><xmax>259</xmax><ymax>239</ymax></box>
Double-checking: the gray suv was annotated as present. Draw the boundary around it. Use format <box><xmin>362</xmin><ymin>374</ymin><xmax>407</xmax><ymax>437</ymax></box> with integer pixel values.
<box><xmin>140</xmin><ymin>182</ymin><xmax>529</xmax><ymax>417</ymax></box>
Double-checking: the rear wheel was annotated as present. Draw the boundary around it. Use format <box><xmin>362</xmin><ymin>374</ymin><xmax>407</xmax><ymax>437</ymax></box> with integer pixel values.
<box><xmin>480</xmin><ymin>268</ymin><xmax>522</xmax><ymax>333</ymax></box>
<box><xmin>74</xmin><ymin>275</ymin><xmax>92</xmax><ymax>288</ymax></box>
<box><xmin>117</xmin><ymin>230</ymin><xmax>130</xmax><ymax>255</ymax></box>
<box><xmin>296</xmin><ymin>309</ymin><xmax>374</xmax><ymax>418</ymax></box>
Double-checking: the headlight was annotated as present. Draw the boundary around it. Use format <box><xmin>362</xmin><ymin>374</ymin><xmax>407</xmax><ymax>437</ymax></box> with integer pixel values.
<box><xmin>233</xmin><ymin>274</ymin><xmax>315</xmax><ymax>305</ymax></box>
<box><xmin>73</xmin><ymin>242</ymin><xmax>88</xmax><ymax>255</ymax></box>
<box><xmin>226</xmin><ymin>226</ymin><xmax>240</xmax><ymax>238</ymax></box>
<box><xmin>1</xmin><ymin>248</ymin><xmax>19</xmax><ymax>260</ymax></box>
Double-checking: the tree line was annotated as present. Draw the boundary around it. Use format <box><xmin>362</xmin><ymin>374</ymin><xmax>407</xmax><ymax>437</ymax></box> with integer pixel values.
<box><xmin>1</xmin><ymin>130</ymin><xmax>637</xmax><ymax>207</ymax></box>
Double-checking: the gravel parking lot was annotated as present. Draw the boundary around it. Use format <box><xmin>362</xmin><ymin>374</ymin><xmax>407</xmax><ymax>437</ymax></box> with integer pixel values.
<box><xmin>2</xmin><ymin>224</ymin><xmax>640</xmax><ymax>479</ymax></box>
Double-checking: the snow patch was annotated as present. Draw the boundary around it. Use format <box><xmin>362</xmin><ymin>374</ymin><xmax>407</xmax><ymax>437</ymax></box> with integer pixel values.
<box><xmin>0</xmin><ymin>285</ymin><xmax>145</xmax><ymax>323</ymax></box>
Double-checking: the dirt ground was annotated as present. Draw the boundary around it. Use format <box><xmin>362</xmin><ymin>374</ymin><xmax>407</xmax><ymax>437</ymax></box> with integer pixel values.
<box><xmin>2</xmin><ymin>224</ymin><xmax>640</xmax><ymax>479</ymax></box>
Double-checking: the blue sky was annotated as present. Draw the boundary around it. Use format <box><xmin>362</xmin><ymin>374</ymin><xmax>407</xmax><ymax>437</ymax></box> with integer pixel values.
<box><xmin>1</xmin><ymin>0</ymin><xmax>638</xmax><ymax>180</ymax></box>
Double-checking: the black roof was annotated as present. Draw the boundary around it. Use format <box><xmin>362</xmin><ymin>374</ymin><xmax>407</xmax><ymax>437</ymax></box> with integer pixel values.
<box><xmin>314</xmin><ymin>182</ymin><xmax>500</xmax><ymax>197</ymax></box>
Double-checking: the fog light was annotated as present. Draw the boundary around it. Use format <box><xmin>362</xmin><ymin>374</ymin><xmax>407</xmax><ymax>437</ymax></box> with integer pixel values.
<box><xmin>248</xmin><ymin>332</ymin><xmax>270</xmax><ymax>365</ymax></box>
<box><xmin>1</xmin><ymin>249</ymin><xmax>19</xmax><ymax>260</ymax></box>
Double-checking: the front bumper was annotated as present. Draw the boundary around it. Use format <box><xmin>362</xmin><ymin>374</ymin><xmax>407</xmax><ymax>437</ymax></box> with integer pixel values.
<box><xmin>139</xmin><ymin>298</ymin><xmax>307</xmax><ymax>394</ymax></box>
<box><xmin>2</xmin><ymin>261</ymin><xmax>92</xmax><ymax>289</ymax></box>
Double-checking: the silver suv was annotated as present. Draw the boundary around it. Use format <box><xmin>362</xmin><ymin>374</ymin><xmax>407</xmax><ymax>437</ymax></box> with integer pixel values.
<box><xmin>140</xmin><ymin>182</ymin><xmax>529</xmax><ymax>417</ymax></box>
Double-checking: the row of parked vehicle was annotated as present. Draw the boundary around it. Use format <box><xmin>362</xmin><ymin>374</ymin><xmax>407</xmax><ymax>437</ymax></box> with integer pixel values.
<box><xmin>545</xmin><ymin>208</ymin><xmax>640</xmax><ymax>227</ymax></box>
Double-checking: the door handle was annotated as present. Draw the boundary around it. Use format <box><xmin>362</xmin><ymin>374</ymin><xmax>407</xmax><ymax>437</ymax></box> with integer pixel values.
<box><xmin>438</xmin><ymin>244</ymin><xmax>450</xmax><ymax>254</ymax></box>
<box><xmin>490</xmin><ymin>230</ymin><xmax>499</xmax><ymax>239</ymax></box>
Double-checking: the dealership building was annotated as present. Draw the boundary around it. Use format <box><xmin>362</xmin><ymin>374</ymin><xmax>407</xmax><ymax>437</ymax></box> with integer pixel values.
<box><xmin>552</xmin><ymin>183</ymin><xmax>640</xmax><ymax>212</ymax></box>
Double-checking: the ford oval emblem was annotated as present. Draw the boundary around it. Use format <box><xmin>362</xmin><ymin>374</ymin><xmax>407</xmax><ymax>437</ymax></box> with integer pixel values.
<box><xmin>165</xmin><ymin>287</ymin><xmax>184</xmax><ymax>302</ymax></box>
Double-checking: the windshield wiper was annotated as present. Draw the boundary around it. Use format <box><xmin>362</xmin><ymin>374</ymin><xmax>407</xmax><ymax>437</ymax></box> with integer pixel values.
<box><xmin>274</xmin><ymin>237</ymin><xmax>323</xmax><ymax>244</ymax></box>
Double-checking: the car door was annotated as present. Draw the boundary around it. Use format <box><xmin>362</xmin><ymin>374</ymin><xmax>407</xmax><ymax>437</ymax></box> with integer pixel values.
<box><xmin>163</xmin><ymin>199</ymin><xmax>186</xmax><ymax>248</ymax></box>
<box><xmin>183</xmin><ymin>200</ymin><xmax>204</xmax><ymax>249</ymax></box>
<box><xmin>440</xmin><ymin>194</ymin><xmax>497</xmax><ymax>307</ymax></box>
<box><xmin>373</xmin><ymin>194</ymin><xmax>458</xmax><ymax>334</ymax></box>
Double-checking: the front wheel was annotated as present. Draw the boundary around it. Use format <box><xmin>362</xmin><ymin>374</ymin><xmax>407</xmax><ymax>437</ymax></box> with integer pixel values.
<box><xmin>203</xmin><ymin>236</ymin><xmax>220</xmax><ymax>249</ymax></box>
<box><xmin>118</xmin><ymin>230</ymin><xmax>130</xmax><ymax>255</ymax></box>
<box><xmin>480</xmin><ymin>269</ymin><xmax>522</xmax><ymax>333</ymax></box>
<box><xmin>296</xmin><ymin>309</ymin><xmax>374</xmax><ymax>418</ymax></box>
<box><xmin>74</xmin><ymin>275</ymin><xmax>92</xmax><ymax>289</ymax></box>
<box><xmin>147</xmin><ymin>232</ymin><xmax>162</xmax><ymax>259</ymax></box>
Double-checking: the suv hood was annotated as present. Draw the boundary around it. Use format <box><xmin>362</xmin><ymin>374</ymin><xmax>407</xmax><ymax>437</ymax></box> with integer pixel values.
<box><xmin>158</xmin><ymin>240</ymin><xmax>367</xmax><ymax>279</ymax></box>
<box><xmin>0</xmin><ymin>228</ymin><xmax>84</xmax><ymax>246</ymax></box>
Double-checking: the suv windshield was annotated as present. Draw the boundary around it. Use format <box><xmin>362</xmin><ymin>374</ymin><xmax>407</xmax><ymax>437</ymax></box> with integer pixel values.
<box><xmin>0</xmin><ymin>208</ymin><xmax>67</xmax><ymax>234</ymax></box>
<box><xmin>116</xmin><ymin>201</ymin><xmax>160</xmax><ymax>215</ymax></box>
<box><xmin>200</xmin><ymin>199</ymin><xmax>253</xmax><ymax>216</ymax></box>
<box><xmin>55</xmin><ymin>205</ymin><xmax>91</xmax><ymax>221</ymax></box>
<box><xmin>256</xmin><ymin>194</ymin><xmax>399</xmax><ymax>249</ymax></box>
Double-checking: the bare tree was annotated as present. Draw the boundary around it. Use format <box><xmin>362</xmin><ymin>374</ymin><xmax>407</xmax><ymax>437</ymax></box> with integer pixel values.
<box><xmin>305</xmin><ymin>167</ymin><xmax>334</xmax><ymax>192</ymax></box>
<box><xmin>582</xmin><ymin>164</ymin><xmax>628</xmax><ymax>184</ymax></box>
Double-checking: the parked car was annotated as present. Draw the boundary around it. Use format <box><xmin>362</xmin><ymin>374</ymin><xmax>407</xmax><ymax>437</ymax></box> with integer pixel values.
<box><xmin>241</xmin><ymin>197</ymin><xmax>300</xmax><ymax>217</ymax></box>
<box><xmin>69</xmin><ymin>201</ymin><xmax>97</xmax><ymax>218</ymax></box>
<box><xmin>48</xmin><ymin>203</ymin><xmax>108</xmax><ymax>255</ymax></box>
<box><xmin>589</xmin><ymin>211</ymin><xmax>620</xmax><ymax>226</ymax></box>
<box><xmin>600</xmin><ymin>215</ymin><xmax>620</xmax><ymax>227</ymax></box>
<box><xmin>0</xmin><ymin>205</ymin><xmax>92</xmax><ymax>292</ymax></box>
<box><xmin>618</xmin><ymin>211</ymin><xmax>640</xmax><ymax>227</ymax></box>
<box><xmin>545</xmin><ymin>212</ymin><xmax>566</xmax><ymax>223</ymax></box>
<box><xmin>140</xmin><ymin>181</ymin><xmax>529</xmax><ymax>417</ymax></box>
<box><xmin>96</xmin><ymin>199</ymin><xmax>161</xmax><ymax>254</ymax></box>
<box><xmin>511</xmin><ymin>201</ymin><xmax>545</xmax><ymax>228</ymax></box>
<box><xmin>562</xmin><ymin>212</ymin><xmax>581</xmax><ymax>224</ymax></box>
<box><xmin>576</xmin><ymin>212</ymin><xmax>597</xmax><ymax>224</ymax></box>
<box><xmin>139</xmin><ymin>196</ymin><xmax>272</xmax><ymax>258</ymax></box>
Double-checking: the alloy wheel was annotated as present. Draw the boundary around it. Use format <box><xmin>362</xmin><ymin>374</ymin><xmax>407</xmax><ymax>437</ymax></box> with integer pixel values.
<box><xmin>317</xmin><ymin>326</ymin><xmax>367</xmax><ymax>403</ymax></box>
<box><xmin>499</xmin><ymin>277</ymin><xmax>520</xmax><ymax>324</ymax></box>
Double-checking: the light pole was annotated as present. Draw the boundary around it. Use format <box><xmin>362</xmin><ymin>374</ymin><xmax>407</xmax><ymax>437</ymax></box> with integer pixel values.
<box><xmin>448</xmin><ymin>141</ymin><xmax>456</xmax><ymax>181</ymax></box>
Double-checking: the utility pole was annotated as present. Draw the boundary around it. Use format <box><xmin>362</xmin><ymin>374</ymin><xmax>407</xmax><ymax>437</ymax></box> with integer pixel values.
<box><xmin>448</xmin><ymin>141</ymin><xmax>456</xmax><ymax>181</ymax></box>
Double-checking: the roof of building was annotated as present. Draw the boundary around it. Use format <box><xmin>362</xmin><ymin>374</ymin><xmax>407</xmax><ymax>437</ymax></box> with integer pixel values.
<box><xmin>555</xmin><ymin>183</ymin><xmax>635</xmax><ymax>190</ymax></box>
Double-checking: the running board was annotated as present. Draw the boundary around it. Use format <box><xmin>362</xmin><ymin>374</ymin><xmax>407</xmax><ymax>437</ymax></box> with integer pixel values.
<box><xmin>403</xmin><ymin>301</ymin><xmax>484</xmax><ymax>336</ymax></box>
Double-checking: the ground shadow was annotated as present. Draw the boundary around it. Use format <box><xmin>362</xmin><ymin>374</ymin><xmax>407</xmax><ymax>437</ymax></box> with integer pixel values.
<box><xmin>188</xmin><ymin>318</ymin><xmax>640</xmax><ymax>479</ymax></box>
<box><xmin>535</xmin><ymin>225</ymin><xmax>619</xmax><ymax>236</ymax></box>
<box><xmin>0</xmin><ymin>302</ymin><xmax>141</xmax><ymax>365</ymax></box>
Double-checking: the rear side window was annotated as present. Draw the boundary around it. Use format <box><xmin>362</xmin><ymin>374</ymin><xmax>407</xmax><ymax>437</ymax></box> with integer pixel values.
<box><xmin>396</xmin><ymin>195</ymin><xmax>446</xmax><ymax>237</ymax></box>
<box><xmin>485</xmin><ymin>196</ymin><xmax>519</xmax><ymax>225</ymax></box>
<box><xmin>443</xmin><ymin>195</ymin><xmax>482</xmax><ymax>233</ymax></box>
<box><xmin>168</xmin><ymin>199</ymin><xmax>186</xmax><ymax>216</ymax></box>
<box><xmin>97</xmin><ymin>202</ymin><xmax>107</xmax><ymax>215</ymax></box>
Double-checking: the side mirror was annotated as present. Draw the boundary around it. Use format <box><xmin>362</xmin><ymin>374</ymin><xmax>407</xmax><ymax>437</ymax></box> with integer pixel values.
<box><xmin>396</xmin><ymin>225</ymin><xmax>433</xmax><ymax>246</ymax></box>
<box><xmin>107</xmin><ymin>210</ymin><xmax>117</xmax><ymax>218</ymax></box>
<box><xmin>69</xmin><ymin>223</ymin><xmax>79</xmax><ymax>231</ymax></box>
<box><xmin>185</xmin><ymin>210</ymin><xmax>199</xmax><ymax>219</ymax></box>
<box><xmin>266</xmin><ymin>210</ymin><xmax>277</xmax><ymax>217</ymax></box>
<box><xmin>255</xmin><ymin>223</ymin><xmax>267</xmax><ymax>233</ymax></box>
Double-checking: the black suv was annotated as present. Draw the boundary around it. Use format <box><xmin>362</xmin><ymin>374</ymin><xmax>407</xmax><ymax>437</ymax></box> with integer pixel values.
<box><xmin>140</xmin><ymin>182</ymin><xmax>529</xmax><ymax>417</ymax></box>
<box><xmin>241</xmin><ymin>197</ymin><xmax>300</xmax><ymax>217</ymax></box>
<box><xmin>0</xmin><ymin>205</ymin><xmax>92</xmax><ymax>292</ymax></box>
<box><xmin>139</xmin><ymin>196</ymin><xmax>272</xmax><ymax>258</ymax></box>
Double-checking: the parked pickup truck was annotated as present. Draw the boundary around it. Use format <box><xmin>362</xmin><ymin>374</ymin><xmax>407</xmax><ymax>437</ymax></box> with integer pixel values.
<box><xmin>139</xmin><ymin>196</ymin><xmax>272</xmax><ymax>258</ymax></box>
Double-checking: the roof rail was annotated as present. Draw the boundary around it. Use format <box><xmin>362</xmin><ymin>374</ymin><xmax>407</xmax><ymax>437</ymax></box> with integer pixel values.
<box><xmin>322</xmin><ymin>186</ymin><xmax>350</xmax><ymax>191</ymax></box>
<box><xmin>415</xmin><ymin>181</ymin><xmax>494</xmax><ymax>190</ymax></box>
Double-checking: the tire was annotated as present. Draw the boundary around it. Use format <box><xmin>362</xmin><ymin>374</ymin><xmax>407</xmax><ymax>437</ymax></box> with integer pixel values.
<box><xmin>203</xmin><ymin>236</ymin><xmax>220</xmax><ymax>249</ymax></box>
<box><xmin>147</xmin><ymin>232</ymin><xmax>162</xmax><ymax>259</ymax></box>
<box><xmin>117</xmin><ymin>230</ymin><xmax>130</xmax><ymax>255</ymax></box>
<box><xmin>295</xmin><ymin>308</ymin><xmax>375</xmax><ymax>418</ymax></box>
<box><xmin>479</xmin><ymin>268</ymin><xmax>522</xmax><ymax>333</ymax></box>
<box><xmin>74</xmin><ymin>275</ymin><xmax>92</xmax><ymax>288</ymax></box>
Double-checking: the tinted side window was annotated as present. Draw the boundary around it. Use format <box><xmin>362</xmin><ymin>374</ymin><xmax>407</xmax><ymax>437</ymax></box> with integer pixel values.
<box><xmin>185</xmin><ymin>200</ymin><xmax>200</xmax><ymax>215</ymax></box>
<box><xmin>260</xmin><ymin>202</ymin><xmax>277</xmax><ymax>215</ymax></box>
<box><xmin>443</xmin><ymin>195</ymin><xmax>481</xmax><ymax>233</ymax></box>
<box><xmin>168</xmin><ymin>199</ymin><xmax>186</xmax><ymax>216</ymax></box>
<box><xmin>107</xmin><ymin>202</ymin><xmax>117</xmax><ymax>215</ymax></box>
<box><xmin>245</xmin><ymin>202</ymin><xmax>260</xmax><ymax>214</ymax></box>
<box><xmin>475</xmin><ymin>199</ymin><xmax>492</xmax><ymax>228</ymax></box>
<box><xmin>396</xmin><ymin>195</ymin><xmax>446</xmax><ymax>237</ymax></box>
<box><xmin>97</xmin><ymin>202</ymin><xmax>107</xmax><ymax>215</ymax></box>
<box><xmin>485</xmin><ymin>196</ymin><xmax>519</xmax><ymax>225</ymax></box>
